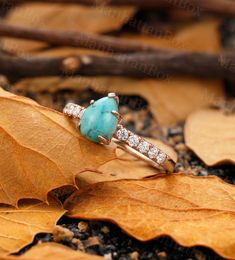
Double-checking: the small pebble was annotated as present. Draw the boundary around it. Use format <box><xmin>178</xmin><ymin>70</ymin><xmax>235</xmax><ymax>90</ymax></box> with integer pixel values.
<box><xmin>172</xmin><ymin>135</ymin><xmax>184</xmax><ymax>144</ymax></box>
<box><xmin>129</xmin><ymin>251</ymin><xmax>139</xmax><ymax>260</ymax></box>
<box><xmin>198</xmin><ymin>169</ymin><xmax>208</xmax><ymax>176</ymax></box>
<box><xmin>78</xmin><ymin>221</ymin><xmax>89</xmax><ymax>233</ymax></box>
<box><xmin>157</xmin><ymin>251</ymin><xmax>167</xmax><ymax>260</ymax></box>
<box><xmin>101</xmin><ymin>225</ymin><xmax>110</xmax><ymax>234</ymax></box>
<box><xmin>194</xmin><ymin>250</ymin><xmax>207</xmax><ymax>260</ymax></box>
<box><xmin>52</xmin><ymin>225</ymin><xmax>74</xmax><ymax>242</ymax></box>
<box><xmin>168</xmin><ymin>127</ymin><xmax>182</xmax><ymax>136</ymax></box>
<box><xmin>104</xmin><ymin>253</ymin><xmax>112</xmax><ymax>260</ymax></box>
<box><xmin>72</xmin><ymin>238</ymin><xmax>85</xmax><ymax>251</ymax></box>
<box><xmin>175</xmin><ymin>142</ymin><xmax>187</xmax><ymax>152</ymax></box>
<box><xmin>86</xmin><ymin>236</ymin><xmax>102</xmax><ymax>248</ymax></box>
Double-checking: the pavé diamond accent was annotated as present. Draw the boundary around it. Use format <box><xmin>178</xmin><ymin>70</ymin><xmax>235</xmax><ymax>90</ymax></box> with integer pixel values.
<box><xmin>138</xmin><ymin>141</ymin><xmax>150</xmax><ymax>154</ymax></box>
<box><xmin>63</xmin><ymin>97</ymin><xmax>176</xmax><ymax>172</ymax></box>
<box><xmin>148</xmin><ymin>147</ymin><xmax>159</xmax><ymax>159</ymax></box>
<box><xmin>64</xmin><ymin>103</ymin><xmax>84</xmax><ymax>118</ymax></box>
<box><xmin>65</xmin><ymin>104</ymin><xmax>75</xmax><ymax>116</ymax></box>
<box><xmin>156</xmin><ymin>151</ymin><xmax>167</xmax><ymax>164</ymax></box>
<box><xmin>127</xmin><ymin>135</ymin><xmax>140</xmax><ymax>147</ymax></box>
<box><xmin>117</xmin><ymin>128</ymin><xmax>129</xmax><ymax>141</ymax></box>
<box><xmin>73</xmin><ymin>107</ymin><xmax>82</xmax><ymax>117</ymax></box>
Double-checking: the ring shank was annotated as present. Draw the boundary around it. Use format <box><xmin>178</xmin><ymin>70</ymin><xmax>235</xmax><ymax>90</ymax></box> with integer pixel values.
<box><xmin>114</xmin><ymin>138</ymin><xmax>161</xmax><ymax>168</ymax></box>
<box><xmin>113</xmin><ymin>136</ymin><xmax>175</xmax><ymax>173</ymax></box>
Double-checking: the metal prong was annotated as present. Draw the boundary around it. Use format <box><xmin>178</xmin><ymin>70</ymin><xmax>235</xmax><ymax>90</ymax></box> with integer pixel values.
<box><xmin>90</xmin><ymin>100</ymin><xmax>95</xmax><ymax>105</ymax></box>
<box><xmin>77</xmin><ymin>122</ymin><xmax>81</xmax><ymax>128</ymax></box>
<box><xmin>116</xmin><ymin>124</ymin><xmax>123</xmax><ymax>130</ymax></box>
<box><xmin>108</xmin><ymin>92</ymin><xmax>119</xmax><ymax>104</ymax></box>
<box><xmin>98</xmin><ymin>135</ymin><xmax>110</xmax><ymax>145</ymax></box>
<box><xmin>108</xmin><ymin>93</ymin><xmax>116</xmax><ymax>98</ymax></box>
<box><xmin>112</xmin><ymin>111</ymin><xmax>122</xmax><ymax>123</ymax></box>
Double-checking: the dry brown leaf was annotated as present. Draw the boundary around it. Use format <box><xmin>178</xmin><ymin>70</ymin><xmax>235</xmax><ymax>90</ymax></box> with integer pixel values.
<box><xmin>122</xmin><ymin>19</ymin><xmax>221</xmax><ymax>53</ymax></box>
<box><xmin>14</xmin><ymin>19</ymin><xmax>224</xmax><ymax>126</ymax></box>
<box><xmin>0</xmin><ymin>242</ymin><xmax>104</xmax><ymax>260</ymax></box>
<box><xmin>0</xmin><ymin>88</ymin><xmax>172</xmax><ymax>205</ymax></box>
<box><xmin>0</xmin><ymin>197</ymin><xmax>65</xmax><ymax>255</ymax></box>
<box><xmin>14</xmin><ymin>75</ymin><xmax>224</xmax><ymax>127</ymax></box>
<box><xmin>0</xmin><ymin>88</ymin><xmax>116</xmax><ymax>205</ymax></box>
<box><xmin>185</xmin><ymin>108</ymin><xmax>235</xmax><ymax>166</ymax></box>
<box><xmin>77</xmin><ymin>138</ymin><xmax>177</xmax><ymax>186</ymax></box>
<box><xmin>2</xmin><ymin>3</ymin><xmax>135</xmax><ymax>53</ymax></box>
<box><xmin>65</xmin><ymin>174</ymin><xmax>235</xmax><ymax>259</ymax></box>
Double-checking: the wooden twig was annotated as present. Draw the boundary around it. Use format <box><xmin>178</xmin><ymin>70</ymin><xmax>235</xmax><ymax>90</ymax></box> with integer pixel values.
<box><xmin>0</xmin><ymin>23</ymin><xmax>162</xmax><ymax>54</ymax></box>
<box><xmin>1</xmin><ymin>25</ymin><xmax>234</xmax><ymax>81</ymax></box>
<box><xmin>1</xmin><ymin>0</ymin><xmax>235</xmax><ymax>17</ymax></box>
<box><xmin>0</xmin><ymin>51</ymin><xmax>234</xmax><ymax>80</ymax></box>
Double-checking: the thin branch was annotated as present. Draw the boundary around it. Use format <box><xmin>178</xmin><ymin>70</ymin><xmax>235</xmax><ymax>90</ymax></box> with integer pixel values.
<box><xmin>0</xmin><ymin>23</ymin><xmax>162</xmax><ymax>54</ymax></box>
<box><xmin>1</xmin><ymin>0</ymin><xmax>235</xmax><ymax>17</ymax></box>
<box><xmin>0</xmin><ymin>51</ymin><xmax>234</xmax><ymax>81</ymax></box>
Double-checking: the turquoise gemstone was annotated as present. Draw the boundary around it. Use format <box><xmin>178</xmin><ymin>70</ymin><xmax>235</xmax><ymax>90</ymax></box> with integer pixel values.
<box><xmin>80</xmin><ymin>97</ymin><xmax>118</xmax><ymax>143</ymax></box>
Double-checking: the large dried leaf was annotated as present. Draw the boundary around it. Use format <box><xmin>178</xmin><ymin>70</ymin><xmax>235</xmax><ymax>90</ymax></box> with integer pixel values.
<box><xmin>0</xmin><ymin>88</ymin><xmax>115</xmax><ymax>205</ymax></box>
<box><xmin>1</xmin><ymin>242</ymin><xmax>104</xmax><ymax>260</ymax></box>
<box><xmin>122</xmin><ymin>19</ymin><xmax>221</xmax><ymax>53</ymax></box>
<box><xmin>14</xmin><ymin>19</ymin><xmax>224</xmax><ymax>126</ymax></box>
<box><xmin>77</xmin><ymin>138</ymin><xmax>177</xmax><ymax>186</ymax></box>
<box><xmin>0</xmin><ymin>197</ymin><xmax>65</xmax><ymax>255</ymax></box>
<box><xmin>2</xmin><ymin>3</ymin><xmax>135</xmax><ymax>53</ymax></box>
<box><xmin>185</xmin><ymin>108</ymin><xmax>235</xmax><ymax>166</ymax></box>
<box><xmin>0</xmin><ymin>88</ymin><xmax>173</xmax><ymax>205</ymax></box>
<box><xmin>15</xmin><ymin>76</ymin><xmax>224</xmax><ymax>127</ymax></box>
<box><xmin>65</xmin><ymin>174</ymin><xmax>235</xmax><ymax>259</ymax></box>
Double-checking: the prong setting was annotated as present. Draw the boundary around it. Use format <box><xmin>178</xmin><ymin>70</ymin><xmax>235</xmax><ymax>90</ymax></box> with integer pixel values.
<box><xmin>63</xmin><ymin>98</ymin><xmax>175</xmax><ymax>172</ymax></box>
<box><xmin>108</xmin><ymin>93</ymin><xmax>116</xmax><ymax>98</ymax></box>
<box><xmin>90</xmin><ymin>100</ymin><xmax>95</xmax><ymax>105</ymax></box>
<box><xmin>108</xmin><ymin>92</ymin><xmax>119</xmax><ymax>105</ymax></box>
<box><xmin>112</xmin><ymin>110</ymin><xmax>122</xmax><ymax>123</ymax></box>
<box><xmin>98</xmin><ymin>135</ymin><xmax>111</xmax><ymax>145</ymax></box>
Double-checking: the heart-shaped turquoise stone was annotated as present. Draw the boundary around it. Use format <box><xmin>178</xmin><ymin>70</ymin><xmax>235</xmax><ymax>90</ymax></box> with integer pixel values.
<box><xmin>80</xmin><ymin>97</ymin><xmax>118</xmax><ymax>143</ymax></box>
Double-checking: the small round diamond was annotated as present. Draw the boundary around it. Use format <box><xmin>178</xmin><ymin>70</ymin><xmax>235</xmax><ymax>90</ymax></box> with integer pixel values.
<box><xmin>127</xmin><ymin>135</ymin><xmax>140</xmax><ymax>147</ymax></box>
<box><xmin>73</xmin><ymin>107</ymin><xmax>82</xmax><ymax>117</ymax></box>
<box><xmin>116</xmin><ymin>128</ymin><xmax>129</xmax><ymax>141</ymax></box>
<box><xmin>148</xmin><ymin>147</ymin><xmax>159</xmax><ymax>159</ymax></box>
<box><xmin>157</xmin><ymin>151</ymin><xmax>167</xmax><ymax>164</ymax></box>
<box><xmin>138</xmin><ymin>141</ymin><xmax>150</xmax><ymax>154</ymax></box>
<box><xmin>65</xmin><ymin>104</ymin><xmax>75</xmax><ymax>116</ymax></box>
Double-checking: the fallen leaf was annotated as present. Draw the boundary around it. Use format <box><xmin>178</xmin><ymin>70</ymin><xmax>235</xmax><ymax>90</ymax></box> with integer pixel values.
<box><xmin>1</xmin><ymin>3</ymin><xmax>136</xmax><ymax>53</ymax></box>
<box><xmin>185</xmin><ymin>108</ymin><xmax>235</xmax><ymax>166</ymax></box>
<box><xmin>13</xmin><ymin>19</ymin><xmax>224</xmax><ymax>126</ymax></box>
<box><xmin>0</xmin><ymin>197</ymin><xmax>65</xmax><ymax>255</ymax></box>
<box><xmin>1</xmin><ymin>242</ymin><xmax>104</xmax><ymax>259</ymax></box>
<box><xmin>65</xmin><ymin>174</ymin><xmax>235</xmax><ymax>259</ymax></box>
<box><xmin>0</xmin><ymin>88</ymin><xmax>171</xmax><ymax>205</ymax></box>
<box><xmin>14</xmin><ymin>75</ymin><xmax>224</xmax><ymax>127</ymax></box>
<box><xmin>0</xmin><ymin>88</ymin><xmax>116</xmax><ymax>205</ymax></box>
<box><xmin>122</xmin><ymin>19</ymin><xmax>221</xmax><ymax>53</ymax></box>
<box><xmin>77</xmin><ymin>138</ymin><xmax>177</xmax><ymax>186</ymax></box>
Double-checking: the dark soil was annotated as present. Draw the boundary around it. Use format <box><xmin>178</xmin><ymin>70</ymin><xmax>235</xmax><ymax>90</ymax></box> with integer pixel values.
<box><xmin>19</xmin><ymin>218</ymin><xmax>223</xmax><ymax>260</ymax></box>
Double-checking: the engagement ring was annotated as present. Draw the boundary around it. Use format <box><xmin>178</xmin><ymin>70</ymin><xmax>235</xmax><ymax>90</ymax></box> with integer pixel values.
<box><xmin>63</xmin><ymin>93</ymin><xmax>175</xmax><ymax>173</ymax></box>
